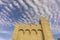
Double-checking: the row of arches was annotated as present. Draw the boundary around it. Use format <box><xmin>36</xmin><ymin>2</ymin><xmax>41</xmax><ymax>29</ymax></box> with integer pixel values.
<box><xmin>18</xmin><ymin>29</ymin><xmax>42</xmax><ymax>34</ymax></box>
<box><xmin>18</xmin><ymin>29</ymin><xmax>44</xmax><ymax>40</ymax></box>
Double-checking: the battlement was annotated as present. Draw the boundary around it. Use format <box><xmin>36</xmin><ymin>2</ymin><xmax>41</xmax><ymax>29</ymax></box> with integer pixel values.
<box><xmin>12</xmin><ymin>18</ymin><xmax>54</xmax><ymax>40</ymax></box>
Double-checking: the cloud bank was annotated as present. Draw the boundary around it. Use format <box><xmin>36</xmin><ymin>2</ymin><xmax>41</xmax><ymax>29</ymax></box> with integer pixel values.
<box><xmin>0</xmin><ymin>0</ymin><xmax>60</xmax><ymax>35</ymax></box>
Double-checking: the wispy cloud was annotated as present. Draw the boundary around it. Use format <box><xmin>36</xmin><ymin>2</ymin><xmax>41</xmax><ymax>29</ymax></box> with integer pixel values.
<box><xmin>0</xmin><ymin>0</ymin><xmax>60</xmax><ymax>35</ymax></box>
<box><xmin>51</xmin><ymin>25</ymin><xmax>60</xmax><ymax>34</ymax></box>
<box><xmin>0</xmin><ymin>37</ymin><xmax>5</xmax><ymax>40</ymax></box>
<box><xmin>0</xmin><ymin>30</ymin><xmax>11</xmax><ymax>34</ymax></box>
<box><xmin>0</xmin><ymin>37</ymin><xmax>11</xmax><ymax>40</ymax></box>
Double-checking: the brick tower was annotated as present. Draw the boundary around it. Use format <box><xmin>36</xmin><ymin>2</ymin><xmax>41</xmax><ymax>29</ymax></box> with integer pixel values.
<box><xmin>12</xmin><ymin>18</ymin><xmax>54</xmax><ymax>40</ymax></box>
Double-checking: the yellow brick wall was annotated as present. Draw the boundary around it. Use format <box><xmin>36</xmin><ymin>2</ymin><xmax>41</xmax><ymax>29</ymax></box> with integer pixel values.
<box><xmin>12</xmin><ymin>18</ymin><xmax>54</xmax><ymax>40</ymax></box>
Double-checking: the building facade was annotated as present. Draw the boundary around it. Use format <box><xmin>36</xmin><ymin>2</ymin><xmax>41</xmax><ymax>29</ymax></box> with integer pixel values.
<box><xmin>12</xmin><ymin>18</ymin><xmax>54</xmax><ymax>40</ymax></box>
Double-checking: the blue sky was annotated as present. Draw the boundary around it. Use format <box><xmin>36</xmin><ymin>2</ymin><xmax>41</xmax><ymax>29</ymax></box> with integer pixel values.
<box><xmin>0</xmin><ymin>0</ymin><xmax>60</xmax><ymax>40</ymax></box>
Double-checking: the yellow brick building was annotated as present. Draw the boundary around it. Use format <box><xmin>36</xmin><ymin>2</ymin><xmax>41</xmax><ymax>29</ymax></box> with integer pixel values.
<box><xmin>12</xmin><ymin>18</ymin><xmax>54</xmax><ymax>40</ymax></box>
